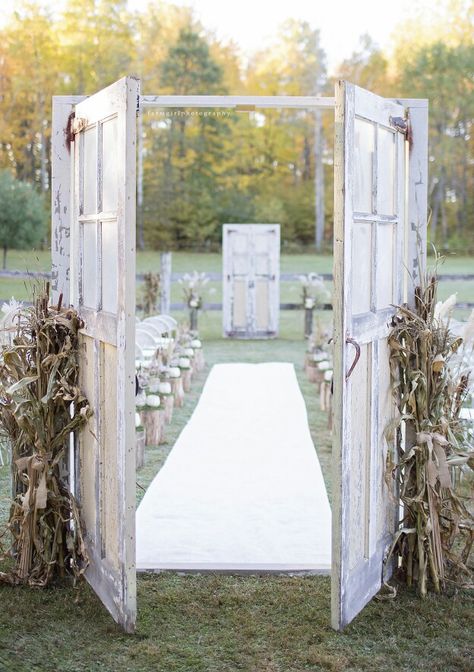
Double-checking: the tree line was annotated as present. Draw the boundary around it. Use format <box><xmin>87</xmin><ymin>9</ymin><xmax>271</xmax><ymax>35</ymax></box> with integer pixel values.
<box><xmin>0</xmin><ymin>0</ymin><xmax>472</xmax><ymax>260</ymax></box>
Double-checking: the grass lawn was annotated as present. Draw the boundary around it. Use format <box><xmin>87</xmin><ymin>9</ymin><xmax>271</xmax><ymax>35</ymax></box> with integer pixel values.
<box><xmin>1</xmin><ymin>314</ymin><xmax>473</xmax><ymax>672</ymax></box>
<box><xmin>1</xmin><ymin>250</ymin><xmax>473</xmax><ymax>314</ymax></box>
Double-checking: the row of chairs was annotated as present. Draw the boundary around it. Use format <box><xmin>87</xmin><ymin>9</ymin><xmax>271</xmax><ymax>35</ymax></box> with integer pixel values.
<box><xmin>135</xmin><ymin>314</ymin><xmax>178</xmax><ymax>363</ymax></box>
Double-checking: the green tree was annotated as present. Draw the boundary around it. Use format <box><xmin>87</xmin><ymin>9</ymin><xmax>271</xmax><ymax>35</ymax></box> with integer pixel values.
<box><xmin>0</xmin><ymin>170</ymin><xmax>45</xmax><ymax>268</ymax></box>
<box><xmin>143</xmin><ymin>28</ymin><xmax>228</xmax><ymax>249</ymax></box>
<box><xmin>398</xmin><ymin>41</ymin><xmax>474</xmax><ymax>248</ymax></box>
<box><xmin>60</xmin><ymin>0</ymin><xmax>134</xmax><ymax>93</ymax></box>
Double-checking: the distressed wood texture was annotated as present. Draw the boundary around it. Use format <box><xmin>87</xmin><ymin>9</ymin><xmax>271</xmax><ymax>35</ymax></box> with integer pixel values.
<box><xmin>141</xmin><ymin>95</ymin><xmax>335</xmax><ymax>109</ymax></box>
<box><xmin>160</xmin><ymin>251</ymin><xmax>172</xmax><ymax>315</ymax></box>
<box><xmin>51</xmin><ymin>96</ymin><xmax>86</xmax><ymax>305</ymax></box>
<box><xmin>331</xmin><ymin>81</ymin><xmax>422</xmax><ymax>631</ymax></box>
<box><xmin>71</xmin><ymin>77</ymin><xmax>138</xmax><ymax>633</ymax></box>
<box><xmin>222</xmin><ymin>224</ymin><xmax>280</xmax><ymax>339</ymax></box>
<box><xmin>396</xmin><ymin>99</ymin><xmax>429</xmax><ymax>302</ymax></box>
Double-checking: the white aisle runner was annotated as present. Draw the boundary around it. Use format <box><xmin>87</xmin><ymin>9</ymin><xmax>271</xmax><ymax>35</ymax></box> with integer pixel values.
<box><xmin>136</xmin><ymin>363</ymin><xmax>332</xmax><ymax>572</ymax></box>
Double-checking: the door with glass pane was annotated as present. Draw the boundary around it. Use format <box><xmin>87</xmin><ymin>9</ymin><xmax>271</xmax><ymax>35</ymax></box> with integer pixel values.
<box><xmin>332</xmin><ymin>81</ymin><xmax>407</xmax><ymax>630</ymax></box>
<box><xmin>70</xmin><ymin>76</ymin><xmax>138</xmax><ymax>633</ymax></box>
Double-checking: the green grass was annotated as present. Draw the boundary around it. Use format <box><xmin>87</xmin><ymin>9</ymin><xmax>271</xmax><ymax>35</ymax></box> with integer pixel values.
<box><xmin>1</xmin><ymin>324</ymin><xmax>473</xmax><ymax>671</ymax></box>
<box><xmin>1</xmin><ymin>250</ymin><xmax>473</xmax><ymax>310</ymax></box>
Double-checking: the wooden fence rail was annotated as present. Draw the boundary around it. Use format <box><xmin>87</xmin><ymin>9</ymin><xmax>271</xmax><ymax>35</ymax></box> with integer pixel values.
<box><xmin>1</xmin><ymin>270</ymin><xmax>474</xmax><ymax>282</ymax></box>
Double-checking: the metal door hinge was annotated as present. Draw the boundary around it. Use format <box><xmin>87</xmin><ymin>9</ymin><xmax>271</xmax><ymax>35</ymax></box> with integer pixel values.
<box><xmin>136</xmin><ymin>94</ymin><xmax>140</xmax><ymax>115</ymax></box>
<box><xmin>71</xmin><ymin>116</ymin><xmax>88</xmax><ymax>134</ymax></box>
<box><xmin>390</xmin><ymin>115</ymin><xmax>413</xmax><ymax>149</ymax></box>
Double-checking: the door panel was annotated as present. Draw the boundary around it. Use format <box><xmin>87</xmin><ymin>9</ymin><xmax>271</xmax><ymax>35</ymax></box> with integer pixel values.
<box><xmin>71</xmin><ymin>77</ymin><xmax>138</xmax><ymax>633</ymax></box>
<box><xmin>332</xmin><ymin>81</ymin><xmax>406</xmax><ymax>630</ymax></box>
<box><xmin>223</xmin><ymin>224</ymin><xmax>280</xmax><ymax>338</ymax></box>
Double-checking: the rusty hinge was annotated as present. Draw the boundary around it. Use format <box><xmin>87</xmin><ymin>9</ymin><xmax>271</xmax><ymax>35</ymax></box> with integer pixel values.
<box><xmin>71</xmin><ymin>116</ymin><xmax>88</xmax><ymax>134</ymax></box>
<box><xmin>390</xmin><ymin>115</ymin><xmax>413</xmax><ymax>149</ymax></box>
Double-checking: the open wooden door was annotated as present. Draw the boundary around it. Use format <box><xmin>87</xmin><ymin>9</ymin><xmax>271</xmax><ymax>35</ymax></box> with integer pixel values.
<box><xmin>223</xmin><ymin>224</ymin><xmax>280</xmax><ymax>338</ymax></box>
<box><xmin>332</xmin><ymin>81</ymin><xmax>411</xmax><ymax>629</ymax></box>
<box><xmin>70</xmin><ymin>77</ymin><xmax>138</xmax><ymax>632</ymax></box>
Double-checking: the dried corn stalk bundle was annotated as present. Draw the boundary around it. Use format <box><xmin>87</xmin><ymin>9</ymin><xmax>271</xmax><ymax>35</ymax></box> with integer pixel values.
<box><xmin>0</xmin><ymin>284</ymin><xmax>91</xmax><ymax>586</ymax></box>
<box><xmin>388</xmin><ymin>273</ymin><xmax>474</xmax><ymax>596</ymax></box>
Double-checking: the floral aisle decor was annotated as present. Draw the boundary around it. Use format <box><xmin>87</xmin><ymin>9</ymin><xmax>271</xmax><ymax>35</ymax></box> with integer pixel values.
<box><xmin>387</xmin><ymin>270</ymin><xmax>474</xmax><ymax>597</ymax></box>
<box><xmin>297</xmin><ymin>273</ymin><xmax>330</xmax><ymax>339</ymax></box>
<box><xmin>0</xmin><ymin>285</ymin><xmax>91</xmax><ymax>586</ymax></box>
<box><xmin>158</xmin><ymin>380</ymin><xmax>174</xmax><ymax>424</ymax></box>
<box><xmin>140</xmin><ymin>392</ymin><xmax>164</xmax><ymax>446</ymax></box>
<box><xmin>168</xmin><ymin>366</ymin><xmax>184</xmax><ymax>408</ymax></box>
<box><xmin>178</xmin><ymin>271</ymin><xmax>215</xmax><ymax>331</ymax></box>
<box><xmin>178</xmin><ymin>356</ymin><xmax>192</xmax><ymax>392</ymax></box>
<box><xmin>190</xmin><ymin>337</ymin><xmax>205</xmax><ymax>371</ymax></box>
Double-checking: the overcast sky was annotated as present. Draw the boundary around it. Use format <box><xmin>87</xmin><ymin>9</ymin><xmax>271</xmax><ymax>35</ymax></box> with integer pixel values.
<box><xmin>1</xmin><ymin>0</ymin><xmax>430</xmax><ymax>73</ymax></box>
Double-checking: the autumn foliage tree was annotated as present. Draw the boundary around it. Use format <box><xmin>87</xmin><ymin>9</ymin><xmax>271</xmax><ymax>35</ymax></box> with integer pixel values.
<box><xmin>0</xmin><ymin>0</ymin><xmax>472</xmax><ymax>252</ymax></box>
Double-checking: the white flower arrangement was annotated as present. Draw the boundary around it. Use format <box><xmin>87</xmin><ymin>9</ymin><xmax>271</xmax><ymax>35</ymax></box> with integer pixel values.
<box><xmin>145</xmin><ymin>394</ymin><xmax>161</xmax><ymax>408</ymax></box>
<box><xmin>158</xmin><ymin>382</ymin><xmax>172</xmax><ymax>395</ymax></box>
<box><xmin>168</xmin><ymin>367</ymin><xmax>181</xmax><ymax>378</ymax></box>
<box><xmin>190</xmin><ymin>338</ymin><xmax>202</xmax><ymax>348</ymax></box>
<box><xmin>297</xmin><ymin>273</ymin><xmax>330</xmax><ymax>309</ymax></box>
<box><xmin>178</xmin><ymin>357</ymin><xmax>191</xmax><ymax>369</ymax></box>
<box><xmin>178</xmin><ymin>271</ymin><xmax>215</xmax><ymax>309</ymax></box>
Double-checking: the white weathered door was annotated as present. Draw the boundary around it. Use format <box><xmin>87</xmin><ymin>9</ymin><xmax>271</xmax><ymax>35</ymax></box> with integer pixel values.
<box><xmin>332</xmin><ymin>81</ymin><xmax>410</xmax><ymax>629</ymax></box>
<box><xmin>70</xmin><ymin>77</ymin><xmax>138</xmax><ymax>632</ymax></box>
<box><xmin>223</xmin><ymin>224</ymin><xmax>280</xmax><ymax>338</ymax></box>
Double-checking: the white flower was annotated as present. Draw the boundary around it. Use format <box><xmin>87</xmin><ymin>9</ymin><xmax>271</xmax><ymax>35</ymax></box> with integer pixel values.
<box><xmin>135</xmin><ymin>412</ymin><xmax>141</xmax><ymax>428</ymax></box>
<box><xmin>189</xmin><ymin>299</ymin><xmax>199</xmax><ymax>308</ymax></box>
<box><xmin>313</xmin><ymin>352</ymin><xmax>328</xmax><ymax>362</ymax></box>
<box><xmin>168</xmin><ymin>367</ymin><xmax>181</xmax><ymax>378</ymax></box>
<box><xmin>190</xmin><ymin>339</ymin><xmax>202</xmax><ymax>348</ymax></box>
<box><xmin>305</xmin><ymin>297</ymin><xmax>315</xmax><ymax>309</ymax></box>
<box><xmin>184</xmin><ymin>348</ymin><xmax>194</xmax><ymax>357</ymax></box>
<box><xmin>324</xmin><ymin>370</ymin><xmax>333</xmax><ymax>382</ymax></box>
<box><xmin>148</xmin><ymin>381</ymin><xmax>160</xmax><ymax>393</ymax></box>
<box><xmin>179</xmin><ymin>357</ymin><xmax>191</xmax><ymax>369</ymax></box>
<box><xmin>434</xmin><ymin>293</ymin><xmax>457</xmax><ymax>320</ymax></box>
<box><xmin>1</xmin><ymin>297</ymin><xmax>23</xmax><ymax>316</ymax></box>
<box><xmin>146</xmin><ymin>394</ymin><xmax>161</xmax><ymax>408</ymax></box>
<box><xmin>136</xmin><ymin>391</ymin><xmax>147</xmax><ymax>408</ymax></box>
<box><xmin>318</xmin><ymin>361</ymin><xmax>331</xmax><ymax>371</ymax></box>
<box><xmin>159</xmin><ymin>382</ymin><xmax>172</xmax><ymax>395</ymax></box>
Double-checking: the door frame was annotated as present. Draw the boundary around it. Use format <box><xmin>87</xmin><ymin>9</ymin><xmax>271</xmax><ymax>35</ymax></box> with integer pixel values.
<box><xmin>52</xmin><ymin>92</ymin><xmax>427</xmax><ymax>305</ymax></box>
<box><xmin>51</xmin><ymin>88</ymin><xmax>428</xmax><ymax>629</ymax></box>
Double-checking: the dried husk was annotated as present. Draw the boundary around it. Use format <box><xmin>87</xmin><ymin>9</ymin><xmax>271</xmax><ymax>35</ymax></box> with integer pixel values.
<box><xmin>387</xmin><ymin>270</ymin><xmax>473</xmax><ymax>596</ymax></box>
<box><xmin>0</xmin><ymin>284</ymin><xmax>92</xmax><ymax>586</ymax></box>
